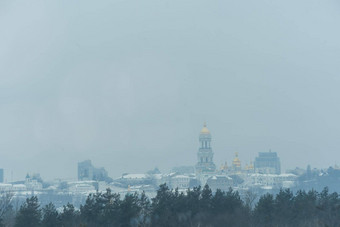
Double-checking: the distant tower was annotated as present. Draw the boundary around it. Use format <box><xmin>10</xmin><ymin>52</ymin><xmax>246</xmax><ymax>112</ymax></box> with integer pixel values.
<box><xmin>254</xmin><ymin>151</ymin><xmax>281</xmax><ymax>174</ymax></box>
<box><xmin>0</xmin><ymin>169</ymin><xmax>3</xmax><ymax>183</ymax></box>
<box><xmin>232</xmin><ymin>152</ymin><xmax>242</xmax><ymax>173</ymax></box>
<box><xmin>195</xmin><ymin>122</ymin><xmax>216</xmax><ymax>174</ymax></box>
<box><xmin>78</xmin><ymin>160</ymin><xmax>94</xmax><ymax>181</ymax></box>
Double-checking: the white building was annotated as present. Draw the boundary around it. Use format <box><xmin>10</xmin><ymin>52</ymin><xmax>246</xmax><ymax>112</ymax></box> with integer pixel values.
<box><xmin>25</xmin><ymin>179</ymin><xmax>43</xmax><ymax>191</ymax></box>
<box><xmin>244</xmin><ymin>173</ymin><xmax>297</xmax><ymax>189</ymax></box>
<box><xmin>206</xmin><ymin>175</ymin><xmax>233</xmax><ymax>192</ymax></box>
<box><xmin>170</xmin><ymin>175</ymin><xmax>190</xmax><ymax>189</ymax></box>
<box><xmin>68</xmin><ymin>181</ymin><xmax>96</xmax><ymax>194</ymax></box>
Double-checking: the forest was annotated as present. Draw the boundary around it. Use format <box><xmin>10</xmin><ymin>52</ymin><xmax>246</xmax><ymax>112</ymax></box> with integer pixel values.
<box><xmin>1</xmin><ymin>184</ymin><xmax>340</xmax><ymax>227</ymax></box>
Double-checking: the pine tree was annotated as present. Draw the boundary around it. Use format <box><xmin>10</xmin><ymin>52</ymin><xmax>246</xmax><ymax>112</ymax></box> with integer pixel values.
<box><xmin>138</xmin><ymin>191</ymin><xmax>151</xmax><ymax>227</ymax></box>
<box><xmin>15</xmin><ymin>196</ymin><xmax>41</xmax><ymax>227</ymax></box>
<box><xmin>292</xmin><ymin>190</ymin><xmax>318</xmax><ymax>225</ymax></box>
<box><xmin>80</xmin><ymin>193</ymin><xmax>101</xmax><ymax>226</ymax></box>
<box><xmin>273</xmin><ymin>188</ymin><xmax>294</xmax><ymax>226</ymax></box>
<box><xmin>101</xmin><ymin>189</ymin><xmax>120</xmax><ymax>226</ymax></box>
<box><xmin>200</xmin><ymin>185</ymin><xmax>212</xmax><ymax>213</ymax></box>
<box><xmin>60</xmin><ymin>203</ymin><xmax>79</xmax><ymax>227</ymax></box>
<box><xmin>253</xmin><ymin>193</ymin><xmax>274</xmax><ymax>227</ymax></box>
<box><xmin>119</xmin><ymin>192</ymin><xmax>141</xmax><ymax>227</ymax></box>
<box><xmin>42</xmin><ymin>203</ymin><xmax>60</xmax><ymax>227</ymax></box>
<box><xmin>151</xmin><ymin>184</ymin><xmax>177</xmax><ymax>227</ymax></box>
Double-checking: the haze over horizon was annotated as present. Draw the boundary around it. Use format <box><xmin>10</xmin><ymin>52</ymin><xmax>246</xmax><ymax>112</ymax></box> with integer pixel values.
<box><xmin>1</xmin><ymin>0</ymin><xmax>340</xmax><ymax>181</ymax></box>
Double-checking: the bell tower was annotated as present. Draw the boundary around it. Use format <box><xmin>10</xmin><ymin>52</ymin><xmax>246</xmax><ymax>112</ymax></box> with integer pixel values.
<box><xmin>195</xmin><ymin>122</ymin><xmax>216</xmax><ymax>174</ymax></box>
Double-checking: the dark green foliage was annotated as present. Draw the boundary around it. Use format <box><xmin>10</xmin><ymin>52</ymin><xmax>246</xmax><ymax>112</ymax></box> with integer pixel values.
<box><xmin>119</xmin><ymin>193</ymin><xmax>142</xmax><ymax>227</ymax></box>
<box><xmin>316</xmin><ymin>187</ymin><xmax>340</xmax><ymax>227</ymax></box>
<box><xmin>10</xmin><ymin>186</ymin><xmax>340</xmax><ymax>227</ymax></box>
<box><xmin>15</xmin><ymin>196</ymin><xmax>41</xmax><ymax>227</ymax></box>
<box><xmin>80</xmin><ymin>188</ymin><xmax>121</xmax><ymax>226</ymax></box>
<box><xmin>151</xmin><ymin>184</ymin><xmax>179</xmax><ymax>227</ymax></box>
<box><xmin>149</xmin><ymin>184</ymin><xmax>249</xmax><ymax>227</ymax></box>
<box><xmin>209</xmin><ymin>188</ymin><xmax>248</xmax><ymax>227</ymax></box>
<box><xmin>100</xmin><ymin>188</ymin><xmax>121</xmax><ymax>226</ymax></box>
<box><xmin>292</xmin><ymin>189</ymin><xmax>318</xmax><ymax>225</ymax></box>
<box><xmin>42</xmin><ymin>203</ymin><xmax>59</xmax><ymax>227</ymax></box>
<box><xmin>80</xmin><ymin>193</ymin><xmax>103</xmax><ymax>225</ymax></box>
<box><xmin>60</xmin><ymin>203</ymin><xmax>79</xmax><ymax>227</ymax></box>
<box><xmin>138</xmin><ymin>191</ymin><xmax>151</xmax><ymax>226</ymax></box>
<box><xmin>253</xmin><ymin>193</ymin><xmax>275</xmax><ymax>227</ymax></box>
<box><xmin>273</xmin><ymin>189</ymin><xmax>294</xmax><ymax>226</ymax></box>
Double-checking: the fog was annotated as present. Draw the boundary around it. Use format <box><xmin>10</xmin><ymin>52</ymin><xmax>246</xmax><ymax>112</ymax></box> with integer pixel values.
<box><xmin>1</xmin><ymin>0</ymin><xmax>340</xmax><ymax>181</ymax></box>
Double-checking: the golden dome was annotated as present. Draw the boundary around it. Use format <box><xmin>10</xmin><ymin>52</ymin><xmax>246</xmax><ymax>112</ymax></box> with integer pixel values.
<box><xmin>232</xmin><ymin>152</ymin><xmax>241</xmax><ymax>167</ymax></box>
<box><xmin>200</xmin><ymin>122</ymin><xmax>210</xmax><ymax>134</ymax></box>
<box><xmin>249</xmin><ymin>161</ymin><xmax>254</xmax><ymax>169</ymax></box>
<box><xmin>220</xmin><ymin>161</ymin><xmax>228</xmax><ymax>170</ymax></box>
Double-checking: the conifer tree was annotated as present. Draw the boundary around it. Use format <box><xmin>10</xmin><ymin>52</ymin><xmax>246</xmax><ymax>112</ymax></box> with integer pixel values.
<box><xmin>60</xmin><ymin>203</ymin><xmax>79</xmax><ymax>227</ymax></box>
<box><xmin>42</xmin><ymin>203</ymin><xmax>60</xmax><ymax>227</ymax></box>
<box><xmin>253</xmin><ymin>193</ymin><xmax>274</xmax><ymax>227</ymax></box>
<box><xmin>15</xmin><ymin>196</ymin><xmax>41</xmax><ymax>227</ymax></box>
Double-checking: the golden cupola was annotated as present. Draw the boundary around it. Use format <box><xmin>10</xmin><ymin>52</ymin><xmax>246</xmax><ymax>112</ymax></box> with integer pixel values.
<box><xmin>232</xmin><ymin>152</ymin><xmax>241</xmax><ymax>168</ymax></box>
<box><xmin>199</xmin><ymin>122</ymin><xmax>211</xmax><ymax>140</ymax></box>
<box><xmin>249</xmin><ymin>161</ymin><xmax>254</xmax><ymax>170</ymax></box>
<box><xmin>220</xmin><ymin>161</ymin><xmax>228</xmax><ymax>171</ymax></box>
<box><xmin>244</xmin><ymin>164</ymin><xmax>249</xmax><ymax>170</ymax></box>
<box><xmin>200</xmin><ymin>122</ymin><xmax>210</xmax><ymax>134</ymax></box>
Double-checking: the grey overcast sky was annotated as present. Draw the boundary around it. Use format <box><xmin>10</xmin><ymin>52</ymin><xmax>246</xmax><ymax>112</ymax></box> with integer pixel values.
<box><xmin>1</xmin><ymin>0</ymin><xmax>340</xmax><ymax>181</ymax></box>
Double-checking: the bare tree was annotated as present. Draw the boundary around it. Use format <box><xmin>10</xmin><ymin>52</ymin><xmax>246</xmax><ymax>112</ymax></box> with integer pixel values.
<box><xmin>0</xmin><ymin>190</ymin><xmax>15</xmax><ymax>226</ymax></box>
<box><xmin>244</xmin><ymin>189</ymin><xmax>257</xmax><ymax>209</ymax></box>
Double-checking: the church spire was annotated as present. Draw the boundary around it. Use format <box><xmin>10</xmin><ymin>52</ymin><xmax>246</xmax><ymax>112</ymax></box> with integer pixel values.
<box><xmin>196</xmin><ymin>122</ymin><xmax>216</xmax><ymax>174</ymax></box>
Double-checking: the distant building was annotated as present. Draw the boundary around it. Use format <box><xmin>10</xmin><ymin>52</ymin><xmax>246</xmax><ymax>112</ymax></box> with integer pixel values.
<box><xmin>244</xmin><ymin>162</ymin><xmax>255</xmax><ymax>173</ymax></box>
<box><xmin>78</xmin><ymin>160</ymin><xmax>112</xmax><ymax>182</ymax></box>
<box><xmin>219</xmin><ymin>153</ymin><xmax>254</xmax><ymax>175</ymax></box>
<box><xmin>0</xmin><ymin>169</ymin><xmax>3</xmax><ymax>183</ymax></box>
<box><xmin>68</xmin><ymin>181</ymin><xmax>96</xmax><ymax>193</ymax></box>
<box><xmin>206</xmin><ymin>175</ymin><xmax>233</xmax><ymax>192</ymax></box>
<box><xmin>78</xmin><ymin>160</ymin><xmax>93</xmax><ymax>180</ymax></box>
<box><xmin>25</xmin><ymin>174</ymin><xmax>43</xmax><ymax>190</ymax></box>
<box><xmin>232</xmin><ymin>152</ymin><xmax>242</xmax><ymax>173</ymax></box>
<box><xmin>171</xmin><ymin>166</ymin><xmax>195</xmax><ymax>175</ymax></box>
<box><xmin>116</xmin><ymin>173</ymin><xmax>153</xmax><ymax>188</ymax></box>
<box><xmin>147</xmin><ymin>167</ymin><xmax>161</xmax><ymax>175</ymax></box>
<box><xmin>170</xmin><ymin>175</ymin><xmax>191</xmax><ymax>189</ymax></box>
<box><xmin>244</xmin><ymin>173</ymin><xmax>297</xmax><ymax>189</ymax></box>
<box><xmin>195</xmin><ymin>123</ymin><xmax>216</xmax><ymax>175</ymax></box>
<box><xmin>254</xmin><ymin>151</ymin><xmax>281</xmax><ymax>174</ymax></box>
<box><xmin>0</xmin><ymin>183</ymin><xmax>12</xmax><ymax>191</ymax></box>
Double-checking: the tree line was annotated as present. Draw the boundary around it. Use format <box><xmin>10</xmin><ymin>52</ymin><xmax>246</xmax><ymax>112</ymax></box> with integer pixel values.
<box><xmin>1</xmin><ymin>184</ymin><xmax>340</xmax><ymax>227</ymax></box>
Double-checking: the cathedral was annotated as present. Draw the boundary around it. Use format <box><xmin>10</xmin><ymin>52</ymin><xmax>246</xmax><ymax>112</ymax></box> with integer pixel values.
<box><xmin>195</xmin><ymin>123</ymin><xmax>216</xmax><ymax>174</ymax></box>
<box><xmin>194</xmin><ymin>123</ymin><xmax>254</xmax><ymax>179</ymax></box>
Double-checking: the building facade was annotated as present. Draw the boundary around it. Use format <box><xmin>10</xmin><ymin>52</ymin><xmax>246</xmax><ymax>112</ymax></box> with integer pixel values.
<box><xmin>195</xmin><ymin>123</ymin><xmax>216</xmax><ymax>175</ymax></box>
<box><xmin>232</xmin><ymin>152</ymin><xmax>242</xmax><ymax>173</ymax></box>
<box><xmin>254</xmin><ymin>152</ymin><xmax>281</xmax><ymax>174</ymax></box>
<box><xmin>0</xmin><ymin>169</ymin><xmax>3</xmax><ymax>183</ymax></box>
<box><xmin>78</xmin><ymin>160</ymin><xmax>111</xmax><ymax>182</ymax></box>
<box><xmin>170</xmin><ymin>175</ymin><xmax>191</xmax><ymax>189</ymax></box>
<box><xmin>206</xmin><ymin>175</ymin><xmax>233</xmax><ymax>192</ymax></box>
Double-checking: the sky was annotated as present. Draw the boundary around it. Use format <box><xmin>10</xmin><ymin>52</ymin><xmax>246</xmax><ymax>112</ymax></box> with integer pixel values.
<box><xmin>1</xmin><ymin>0</ymin><xmax>340</xmax><ymax>181</ymax></box>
